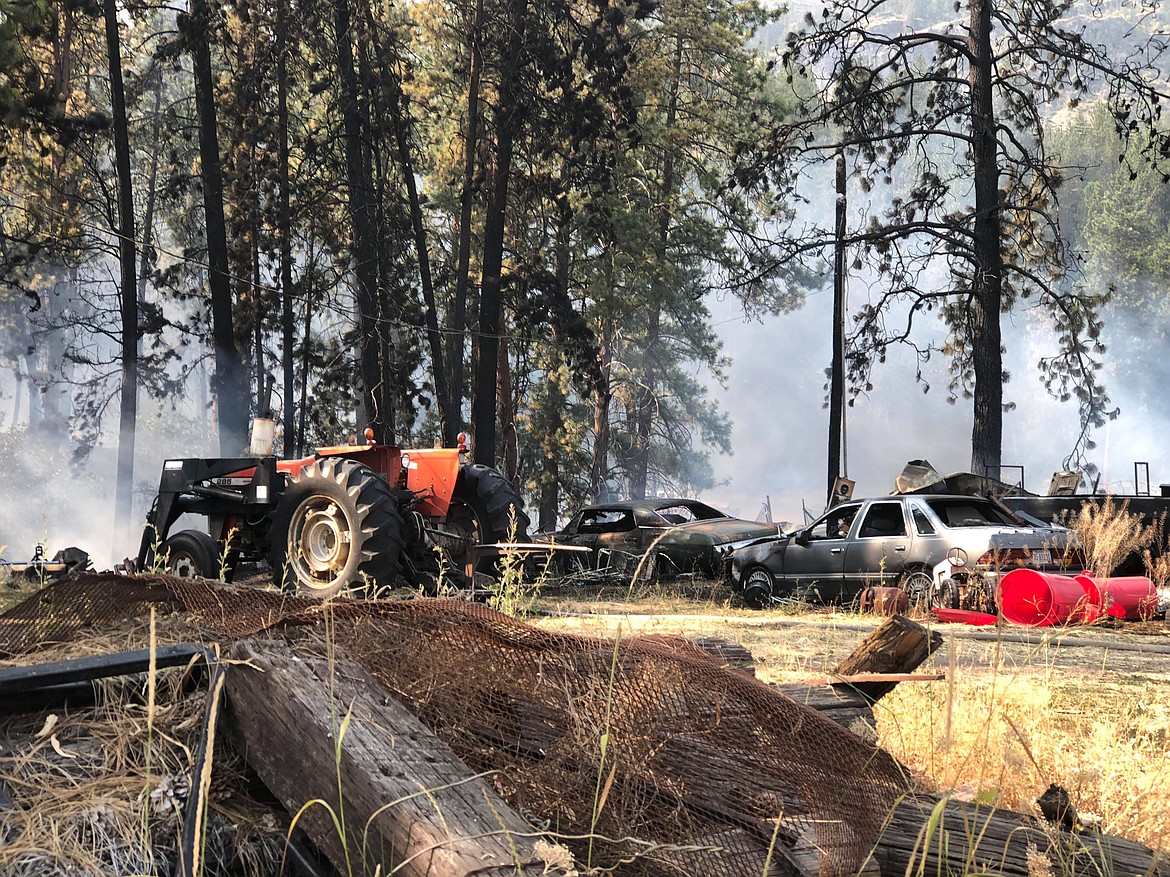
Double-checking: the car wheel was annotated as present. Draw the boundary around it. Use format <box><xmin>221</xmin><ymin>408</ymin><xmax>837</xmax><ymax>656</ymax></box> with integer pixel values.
<box><xmin>899</xmin><ymin>565</ymin><xmax>935</xmax><ymax>608</ymax></box>
<box><xmin>932</xmin><ymin>576</ymin><xmax>961</xmax><ymax>610</ymax></box>
<box><xmin>741</xmin><ymin>565</ymin><xmax>775</xmax><ymax>609</ymax></box>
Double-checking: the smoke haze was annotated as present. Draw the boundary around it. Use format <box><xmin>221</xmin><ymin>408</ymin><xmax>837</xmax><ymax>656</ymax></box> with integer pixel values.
<box><xmin>701</xmin><ymin>287</ymin><xmax>1170</xmax><ymax>523</ymax></box>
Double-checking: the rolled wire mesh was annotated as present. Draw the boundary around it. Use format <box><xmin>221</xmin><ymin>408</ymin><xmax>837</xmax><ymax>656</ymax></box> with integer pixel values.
<box><xmin>0</xmin><ymin>575</ymin><xmax>910</xmax><ymax>876</ymax></box>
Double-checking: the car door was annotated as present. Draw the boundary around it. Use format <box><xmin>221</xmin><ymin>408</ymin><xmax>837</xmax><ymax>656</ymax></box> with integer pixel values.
<box><xmin>594</xmin><ymin>509</ymin><xmax>640</xmax><ymax>565</ymax></box>
<box><xmin>905</xmin><ymin>499</ymin><xmax>949</xmax><ymax>569</ymax></box>
<box><xmin>843</xmin><ymin>501</ymin><xmax>913</xmax><ymax>595</ymax></box>
<box><xmin>559</xmin><ymin>508</ymin><xmax>615</xmax><ymax>557</ymax></box>
<box><xmin>780</xmin><ymin>502</ymin><xmax>861</xmax><ymax>600</ymax></box>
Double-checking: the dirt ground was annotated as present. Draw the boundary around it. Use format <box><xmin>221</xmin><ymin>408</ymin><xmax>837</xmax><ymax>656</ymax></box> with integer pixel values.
<box><xmin>531</xmin><ymin>591</ymin><xmax>1170</xmax><ymax>682</ymax></box>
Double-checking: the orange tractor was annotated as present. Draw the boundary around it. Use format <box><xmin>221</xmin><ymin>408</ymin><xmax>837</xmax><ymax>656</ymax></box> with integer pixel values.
<box><xmin>135</xmin><ymin>431</ymin><xmax>528</xmax><ymax>597</ymax></box>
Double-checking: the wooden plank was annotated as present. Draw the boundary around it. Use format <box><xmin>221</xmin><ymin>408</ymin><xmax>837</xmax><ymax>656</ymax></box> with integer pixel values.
<box><xmin>826</xmin><ymin>672</ymin><xmax>945</xmax><ymax>684</ymax></box>
<box><xmin>875</xmin><ymin>793</ymin><xmax>1165</xmax><ymax>877</ymax></box>
<box><xmin>225</xmin><ymin>640</ymin><xmax>565</xmax><ymax>877</ymax></box>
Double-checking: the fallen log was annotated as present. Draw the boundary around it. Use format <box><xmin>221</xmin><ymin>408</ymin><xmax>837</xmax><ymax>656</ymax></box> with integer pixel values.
<box><xmin>875</xmin><ymin>793</ymin><xmax>1166</xmax><ymax>877</ymax></box>
<box><xmin>225</xmin><ymin>639</ymin><xmax>566</xmax><ymax>877</ymax></box>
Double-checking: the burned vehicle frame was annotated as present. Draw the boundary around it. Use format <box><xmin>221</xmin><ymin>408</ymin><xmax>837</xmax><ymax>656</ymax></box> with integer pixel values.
<box><xmin>537</xmin><ymin>499</ymin><xmax>779</xmax><ymax>580</ymax></box>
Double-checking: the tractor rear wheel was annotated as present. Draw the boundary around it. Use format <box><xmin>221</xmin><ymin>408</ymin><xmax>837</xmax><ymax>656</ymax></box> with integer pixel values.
<box><xmin>269</xmin><ymin>458</ymin><xmax>405</xmax><ymax>598</ymax></box>
<box><xmin>436</xmin><ymin>465</ymin><xmax>529</xmax><ymax>582</ymax></box>
<box><xmin>161</xmin><ymin>530</ymin><xmax>221</xmax><ymax>579</ymax></box>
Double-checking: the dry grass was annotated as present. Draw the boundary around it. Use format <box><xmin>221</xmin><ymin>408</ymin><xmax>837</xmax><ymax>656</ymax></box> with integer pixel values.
<box><xmin>1061</xmin><ymin>496</ymin><xmax>1160</xmax><ymax>577</ymax></box>
<box><xmin>1141</xmin><ymin>513</ymin><xmax>1170</xmax><ymax>590</ymax></box>
<box><xmin>876</xmin><ymin>655</ymin><xmax>1170</xmax><ymax>851</ymax></box>
<box><xmin>0</xmin><ymin>611</ymin><xmax>288</xmax><ymax>877</ymax></box>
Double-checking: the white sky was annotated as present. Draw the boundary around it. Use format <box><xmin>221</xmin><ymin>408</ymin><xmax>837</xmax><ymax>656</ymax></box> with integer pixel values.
<box><xmin>700</xmin><ymin>288</ymin><xmax>1170</xmax><ymax>523</ymax></box>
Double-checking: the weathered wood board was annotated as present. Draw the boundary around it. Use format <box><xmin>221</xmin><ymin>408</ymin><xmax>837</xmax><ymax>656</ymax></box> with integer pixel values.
<box><xmin>834</xmin><ymin>614</ymin><xmax>944</xmax><ymax>702</ymax></box>
<box><xmin>876</xmin><ymin>793</ymin><xmax>1166</xmax><ymax>877</ymax></box>
<box><xmin>225</xmin><ymin>639</ymin><xmax>565</xmax><ymax>877</ymax></box>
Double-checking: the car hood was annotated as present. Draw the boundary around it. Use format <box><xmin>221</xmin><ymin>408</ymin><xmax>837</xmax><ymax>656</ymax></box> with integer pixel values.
<box><xmin>666</xmin><ymin>519</ymin><xmax>780</xmax><ymax>544</ymax></box>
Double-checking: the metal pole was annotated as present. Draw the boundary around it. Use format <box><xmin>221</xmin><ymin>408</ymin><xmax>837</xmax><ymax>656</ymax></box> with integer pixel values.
<box><xmin>828</xmin><ymin>152</ymin><xmax>848</xmax><ymax>507</ymax></box>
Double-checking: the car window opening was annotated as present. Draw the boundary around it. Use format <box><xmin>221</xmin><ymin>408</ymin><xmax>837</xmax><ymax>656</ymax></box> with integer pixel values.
<box><xmin>807</xmin><ymin>504</ymin><xmax>860</xmax><ymax>540</ymax></box>
<box><xmin>911</xmin><ymin>506</ymin><xmax>936</xmax><ymax>535</ymax></box>
<box><xmin>924</xmin><ymin>498</ymin><xmax>1016</xmax><ymax>528</ymax></box>
<box><xmin>859</xmin><ymin>504</ymin><xmax>907</xmax><ymax>538</ymax></box>
<box><xmin>652</xmin><ymin>501</ymin><xmax>728</xmax><ymax>524</ymax></box>
<box><xmin>578</xmin><ymin>510</ymin><xmax>636</xmax><ymax>533</ymax></box>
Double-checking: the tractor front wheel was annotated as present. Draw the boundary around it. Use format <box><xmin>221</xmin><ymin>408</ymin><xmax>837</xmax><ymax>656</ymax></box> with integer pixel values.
<box><xmin>161</xmin><ymin>530</ymin><xmax>221</xmax><ymax>579</ymax></box>
<box><xmin>269</xmin><ymin>458</ymin><xmax>405</xmax><ymax>598</ymax></box>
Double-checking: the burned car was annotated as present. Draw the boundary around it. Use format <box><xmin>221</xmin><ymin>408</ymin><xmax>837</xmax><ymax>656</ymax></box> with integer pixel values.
<box><xmin>729</xmin><ymin>494</ymin><xmax>1078</xmax><ymax>609</ymax></box>
<box><xmin>537</xmin><ymin>499</ymin><xmax>779</xmax><ymax>579</ymax></box>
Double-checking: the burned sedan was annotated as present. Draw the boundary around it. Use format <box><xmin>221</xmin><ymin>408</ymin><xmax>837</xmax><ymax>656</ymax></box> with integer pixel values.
<box><xmin>730</xmin><ymin>494</ymin><xmax>1077</xmax><ymax>608</ymax></box>
<box><xmin>538</xmin><ymin>499</ymin><xmax>779</xmax><ymax>578</ymax></box>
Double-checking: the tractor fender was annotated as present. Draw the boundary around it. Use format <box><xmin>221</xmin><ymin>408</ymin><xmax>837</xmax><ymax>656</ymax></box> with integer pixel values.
<box><xmin>283</xmin><ymin>444</ymin><xmax>460</xmax><ymax>515</ymax></box>
<box><xmin>401</xmin><ymin>448</ymin><xmax>462</xmax><ymax>516</ymax></box>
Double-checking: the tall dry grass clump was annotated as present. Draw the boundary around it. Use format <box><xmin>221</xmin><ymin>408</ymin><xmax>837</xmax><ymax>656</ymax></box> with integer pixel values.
<box><xmin>1140</xmin><ymin>513</ymin><xmax>1170</xmax><ymax>590</ymax></box>
<box><xmin>876</xmin><ymin>645</ymin><xmax>1170</xmax><ymax>852</ymax></box>
<box><xmin>1061</xmin><ymin>497</ymin><xmax>1157</xmax><ymax>576</ymax></box>
<box><xmin>0</xmin><ymin>615</ymin><xmax>288</xmax><ymax>877</ymax></box>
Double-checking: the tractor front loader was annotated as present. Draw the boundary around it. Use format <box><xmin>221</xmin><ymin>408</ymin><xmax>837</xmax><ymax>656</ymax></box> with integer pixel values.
<box><xmin>136</xmin><ymin>431</ymin><xmax>529</xmax><ymax>597</ymax></box>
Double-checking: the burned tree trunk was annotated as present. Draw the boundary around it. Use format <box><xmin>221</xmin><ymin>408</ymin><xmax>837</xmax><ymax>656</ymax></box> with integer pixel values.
<box><xmin>472</xmin><ymin>0</ymin><xmax>527</xmax><ymax>467</ymax></box>
<box><xmin>104</xmin><ymin>0</ymin><xmax>137</xmax><ymax>543</ymax></box>
<box><xmin>187</xmin><ymin>0</ymin><xmax>250</xmax><ymax>454</ymax></box>
<box><xmin>334</xmin><ymin>0</ymin><xmax>392</xmax><ymax>442</ymax></box>
<box><xmin>968</xmin><ymin>0</ymin><xmax>1005</xmax><ymax>478</ymax></box>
